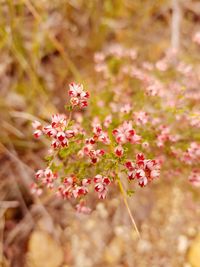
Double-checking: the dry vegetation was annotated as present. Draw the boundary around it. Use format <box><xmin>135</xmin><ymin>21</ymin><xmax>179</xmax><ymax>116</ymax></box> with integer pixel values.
<box><xmin>0</xmin><ymin>1</ymin><xmax>200</xmax><ymax>267</ymax></box>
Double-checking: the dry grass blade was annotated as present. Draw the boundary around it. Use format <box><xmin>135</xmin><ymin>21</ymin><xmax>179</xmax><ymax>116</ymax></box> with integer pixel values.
<box><xmin>22</xmin><ymin>0</ymin><xmax>82</xmax><ymax>81</ymax></box>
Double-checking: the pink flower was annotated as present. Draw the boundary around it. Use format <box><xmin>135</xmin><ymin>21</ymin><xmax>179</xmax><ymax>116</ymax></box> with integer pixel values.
<box><xmin>51</xmin><ymin>114</ymin><xmax>67</xmax><ymax>129</ymax></box>
<box><xmin>56</xmin><ymin>131</ymin><xmax>69</xmax><ymax>147</ymax></box>
<box><xmin>125</xmin><ymin>153</ymin><xmax>160</xmax><ymax>187</ymax></box>
<box><xmin>155</xmin><ymin>59</ymin><xmax>168</xmax><ymax>72</ymax></box>
<box><xmin>104</xmin><ymin>115</ymin><xmax>112</xmax><ymax>128</ymax></box>
<box><xmin>97</xmin><ymin>132</ymin><xmax>110</xmax><ymax>145</ymax></box>
<box><xmin>92</xmin><ymin>123</ymin><xmax>102</xmax><ymax>136</ymax></box>
<box><xmin>125</xmin><ymin>161</ymin><xmax>135</xmax><ymax>171</ymax></box>
<box><xmin>114</xmin><ymin>145</ymin><xmax>124</xmax><ymax>157</ymax></box>
<box><xmin>120</xmin><ymin>104</ymin><xmax>132</xmax><ymax>114</ymax></box>
<box><xmin>189</xmin><ymin>170</ymin><xmax>200</xmax><ymax>187</ymax></box>
<box><xmin>92</xmin><ymin>123</ymin><xmax>110</xmax><ymax>144</ymax></box>
<box><xmin>73</xmin><ymin>178</ymin><xmax>91</xmax><ymax>198</ymax></box>
<box><xmin>41</xmin><ymin>113</ymin><xmax>77</xmax><ymax>149</ymax></box>
<box><xmin>69</xmin><ymin>82</ymin><xmax>89</xmax><ymax>108</ymax></box>
<box><xmin>35</xmin><ymin>169</ymin><xmax>44</xmax><ymax>179</ymax></box>
<box><xmin>73</xmin><ymin>186</ymin><xmax>88</xmax><ymax>198</ymax></box>
<box><xmin>35</xmin><ymin>168</ymin><xmax>57</xmax><ymax>189</ymax></box>
<box><xmin>113</xmin><ymin>121</ymin><xmax>141</xmax><ymax>144</ymax></box>
<box><xmin>94</xmin><ymin>175</ymin><xmax>111</xmax><ymax>199</ymax></box>
<box><xmin>57</xmin><ymin>176</ymin><xmax>91</xmax><ymax>199</ymax></box>
<box><xmin>80</xmin><ymin>144</ymin><xmax>105</xmax><ymax>164</ymax></box>
<box><xmin>30</xmin><ymin>183</ymin><xmax>43</xmax><ymax>196</ymax></box>
<box><xmin>76</xmin><ymin>200</ymin><xmax>91</xmax><ymax>214</ymax></box>
<box><xmin>32</xmin><ymin>120</ymin><xmax>43</xmax><ymax>138</ymax></box>
<box><xmin>182</xmin><ymin>142</ymin><xmax>200</xmax><ymax>165</ymax></box>
<box><xmin>42</xmin><ymin>168</ymin><xmax>57</xmax><ymax>189</ymax></box>
<box><xmin>142</xmin><ymin>141</ymin><xmax>149</xmax><ymax>149</ymax></box>
<box><xmin>43</xmin><ymin>125</ymin><xmax>57</xmax><ymax>137</ymax></box>
<box><xmin>134</xmin><ymin>111</ymin><xmax>148</xmax><ymax>126</ymax></box>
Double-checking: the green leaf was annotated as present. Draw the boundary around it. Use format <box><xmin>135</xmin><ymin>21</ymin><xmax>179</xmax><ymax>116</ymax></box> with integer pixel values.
<box><xmin>126</xmin><ymin>190</ymin><xmax>135</xmax><ymax>197</ymax></box>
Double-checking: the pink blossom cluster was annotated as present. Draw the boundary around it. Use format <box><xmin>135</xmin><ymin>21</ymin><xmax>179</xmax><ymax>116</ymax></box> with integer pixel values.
<box><xmin>94</xmin><ymin>175</ymin><xmax>111</xmax><ymax>199</ymax></box>
<box><xmin>113</xmin><ymin>121</ymin><xmax>141</xmax><ymax>144</ymax></box>
<box><xmin>57</xmin><ymin>176</ymin><xmax>91</xmax><ymax>199</ymax></box>
<box><xmin>93</xmin><ymin>42</ymin><xmax>200</xmax><ymax>191</ymax></box>
<box><xmin>32</xmin><ymin>114</ymin><xmax>74</xmax><ymax>149</ymax></box>
<box><xmin>134</xmin><ymin>111</ymin><xmax>148</xmax><ymax>126</ymax></box>
<box><xmin>156</xmin><ymin>125</ymin><xmax>179</xmax><ymax>148</ymax></box>
<box><xmin>35</xmin><ymin>168</ymin><xmax>58</xmax><ymax>189</ymax></box>
<box><xmin>69</xmin><ymin>82</ymin><xmax>90</xmax><ymax>108</ymax></box>
<box><xmin>125</xmin><ymin>153</ymin><xmax>160</xmax><ymax>187</ymax></box>
<box><xmin>182</xmin><ymin>142</ymin><xmax>200</xmax><ymax>165</ymax></box>
<box><xmin>32</xmin><ymin>82</ymin><xmax>162</xmax><ymax>213</ymax></box>
<box><xmin>78</xmin><ymin>144</ymin><xmax>105</xmax><ymax>164</ymax></box>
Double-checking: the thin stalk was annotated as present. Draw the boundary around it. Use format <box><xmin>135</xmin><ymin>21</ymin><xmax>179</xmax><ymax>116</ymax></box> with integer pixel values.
<box><xmin>117</xmin><ymin>176</ymin><xmax>140</xmax><ymax>238</ymax></box>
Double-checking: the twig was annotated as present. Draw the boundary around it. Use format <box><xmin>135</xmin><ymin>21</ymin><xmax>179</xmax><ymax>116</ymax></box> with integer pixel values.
<box><xmin>0</xmin><ymin>215</ymin><xmax>5</xmax><ymax>264</ymax></box>
<box><xmin>171</xmin><ymin>0</ymin><xmax>182</xmax><ymax>53</ymax></box>
<box><xmin>117</xmin><ymin>176</ymin><xmax>140</xmax><ymax>238</ymax></box>
<box><xmin>0</xmin><ymin>201</ymin><xmax>19</xmax><ymax>209</ymax></box>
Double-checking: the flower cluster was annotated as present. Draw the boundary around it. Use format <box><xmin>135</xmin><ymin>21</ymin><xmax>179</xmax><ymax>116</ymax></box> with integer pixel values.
<box><xmin>35</xmin><ymin>168</ymin><xmax>58</xmax><ymax>189</ymax></box>
<box><xmin>156</xmin><ymin>125</ymin><xmax>179</xmax><ymax>148</ymax></box>
<box><xmin>32</xmin><ymin>82</ymin><xmax>161</xmax><ymax>213</ymax></box>
<box><xmin>93</xmin><ymin>42</ymin><xmax>199</xmax><ymax>195</ymax></box>
<box><xmin>125</xmin><ymin>153</ymin><xmax>160</xmax><ymax>187</ymax></box>
<box><xmin>182</xmin><ymin>142</ymin><xmax>200</xmax><ymax>165</ymax></box>
<box><xmin>78</xmin><ymin>144</ymin><xmax>105</xmax><ymax>164</ymax></box>
<box><xmin>94</xmin><ymin>175</ymin><xmax>111</xmax><ymax>199</ymax></box>
<box><xmin>113</xmin><ymin>121</ymin><xmax>141</xmax><ymax>144</ymax></box>
<box><xmin>69</xmin><ymin>82</ymin><xmax>89</xmax><ymax>108</ymax></box>
<box><xmin>134</xmin><ymin>111</ymin><xmax>148</xmax><ymax>126</ymax></box>
<box><xmin>57</xmin><ymin>176</ymin><xmax>91</xmax><ymax>199</ymax></box>
<box><xmin>32</xmin><ymin>114</ymin><xmax>75</xmax><ymax>149</ymax></box>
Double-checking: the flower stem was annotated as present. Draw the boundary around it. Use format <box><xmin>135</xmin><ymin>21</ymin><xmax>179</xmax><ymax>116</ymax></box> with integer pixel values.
<box><xmin>66</xmin><ymin>111</ymin><xmax>72</xmax><ymax>128</ymax></box>
<box><xmin>117</xmin><ymin>176</ymin><xmax>140</xmax><ymax>238</ymax></box>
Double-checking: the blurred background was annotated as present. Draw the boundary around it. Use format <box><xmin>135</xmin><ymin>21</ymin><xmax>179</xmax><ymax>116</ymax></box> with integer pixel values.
<box><xmin>0</xmin><ymin>0</ymin><xmax>200</xmax><ymax>266</ymax></box>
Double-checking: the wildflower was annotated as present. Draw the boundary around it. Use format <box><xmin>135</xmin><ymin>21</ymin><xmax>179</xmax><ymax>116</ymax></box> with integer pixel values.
<box><xmin>142</xmin><ymin>141</ymin><xmax>149</xmax><ymax>149</ymax></box>
<box><xmin>35</xmin><ymin>168</ymin><xmax>57</xmax><ymax>189</ymax></box>
<box><xmin>182</xmin><ymin>142</ymin><xmax>200</xmax><ymax>164</ymax></box>
<box><xmin>155</xmin><ymin>59</ymin><xmax>168</xmax><ymax>72</ymax></box>
<box><xmin>134</xmin><ymin>111</ymin><xmax>148</xmax><ymax>126</ymax></box>
<box><xmin>76</xmin><ymin>200</ymin><xmax>92</xmax><ymax>214</ymax></box>
<box><xmin>104</xmin><ymin>115</ymin><xmax>112</xmax><ymax>128</ymax></box>
<box><xmin>189</xmin><ymin>170</ymin><xmax>200</xmax><ymax>187</ymax></box>
<box><xmin>51</xmin><ymin>114</ymin><xmax>67</xmax><ymax>129</ymax></box>
<box><xmin>73</xmin><ymin>178</ymin><xmax>91</xmax><ymax>198</ymax></box>
<box><xmin>30</xmin><ymin>183</ymin><xmax>43</xmax><ymax>196</ymax></box>
<box><xmin>32</xmin><ymin>120</ymin><xmax>43</xmax><ymax>138</ymax></box>
<box><xmin>114</xmin><ymin>145</ymin><xmax>124</xmax><ymax>157</ymax></box>
<box><xmin>69</xmin><ymin>82</ymin><xmax>89</xmax><ymax>108</ymax></box>
<box><xmin>113</xmin><ymin>121</ymin><xmax>141</xmax><ymax>144</ymax></box>
<box><xmin>125</xmin><ymin>153</ymin><xmax>160</xmax><ymax>187</ymax></box>
<box><xmin>94</xmin><ymin>175</ymin><xmax>111</xmax><ymax>199</ymax></box>
<box><xmin>35</xmin><ymin>169</ymin><xmax>44</xmax><ymax>179</ymax></box>
<box><xmin>92</xmin><ymin>123</ymin><xmax>110</xmax><ymax>144</ymax></box>
<box><xmin>83</xmin><ymin>144</ymin><xmax>105</xmax><ymax>164</ymax></box>
<box><xmin>120</xmin><ymin>104</ymin><xmax>132</xmax><ymax>114</ymax></box>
